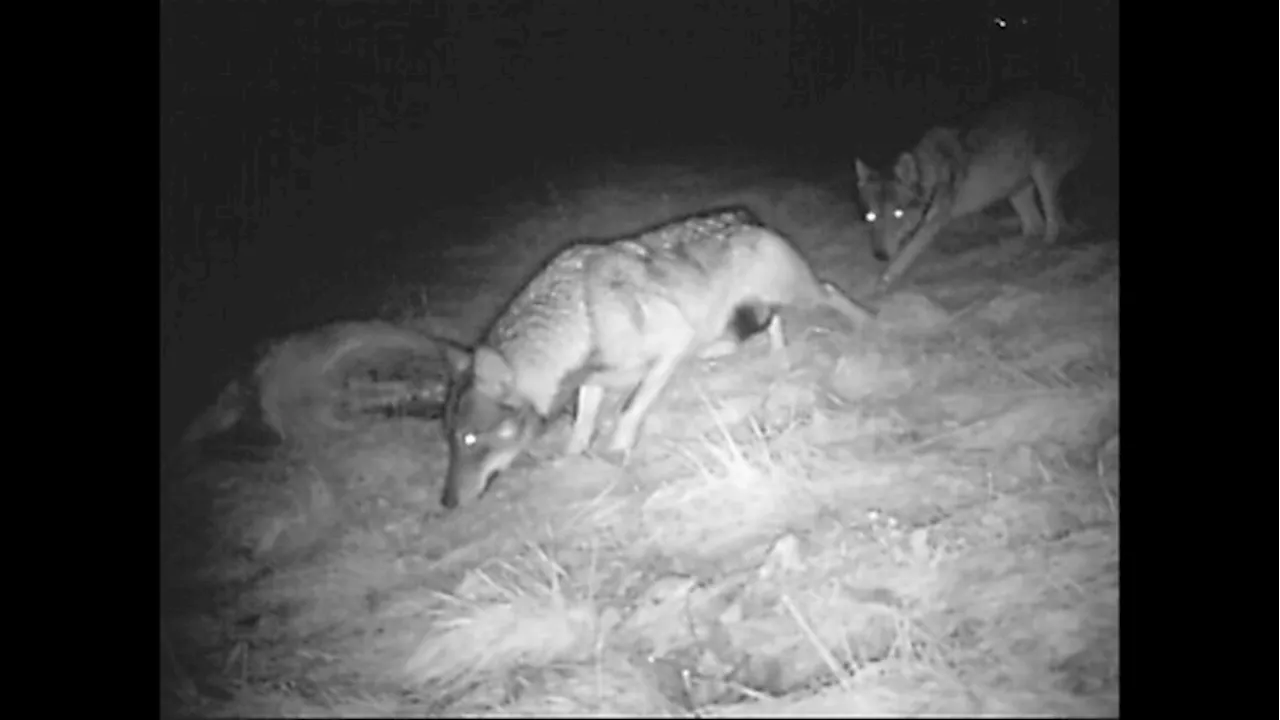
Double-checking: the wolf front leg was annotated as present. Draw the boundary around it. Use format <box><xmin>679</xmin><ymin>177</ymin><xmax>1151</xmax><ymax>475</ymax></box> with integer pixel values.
<box><xmin>820</xmin><ymin>282</ymin><xmax>878</xmax><ymax>327</ymax></box>
<box><xmin>602</xmin><ymin>348</ymin><xmax>691</xmax><ymax>462</ymax></box>
<box><xmin>565</xmin><ymin>384</ymin><xmax>605</xmax><ymax>456</ymax></box>
<box><xmin>878</xmin><ymin>221</ymin><xmax>945</xmax><ymax>290</ymax></box>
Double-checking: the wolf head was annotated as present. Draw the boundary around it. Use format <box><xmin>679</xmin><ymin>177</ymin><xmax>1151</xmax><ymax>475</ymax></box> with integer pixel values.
<box><xmin>440</xmin><ymin>344</ymin><xmax>543</xmax><ymax>509</ymax></box>
<box><xmin>854</xmin><ymin>154</ymin><xmax>930</xmax><ymax>263</ymax></box>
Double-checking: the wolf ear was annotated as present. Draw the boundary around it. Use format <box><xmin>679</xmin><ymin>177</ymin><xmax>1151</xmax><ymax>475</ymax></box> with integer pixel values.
<box><xmin>892</xmin><ymin>152</ymin><xmax>919</xmax><ymax>185</ymax></box>
<box><xmin>439</xmin><ymin>340</ymin><xmax>474</xmax><ymax>377</ymax></box>
<box><xmin>854</xmin><ymin>159</ymin><xmax>874</xmax><ymax>186</ymax></box>
<box><xmin>471</xmin><ymin>346</ymin><xmax>514</xmax><ymax>397</ymax></box>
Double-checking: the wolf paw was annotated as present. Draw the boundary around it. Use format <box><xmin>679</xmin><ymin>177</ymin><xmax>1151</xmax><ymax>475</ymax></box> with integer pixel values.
<box><xmin>1018</xmin><ymin>222</ymin><xmax>1047</xmax><ymax>239</ymax></box>
<box><xmin>597</xmin><ymin>432</ymin><xmax>638</xmax><ymax>466</ymax></box>
<box><xmin>699</xmin><ymin>338</ymin><xmax>738</xmax><ymax>360</ymax></box>
<box><xmin>564</xmin><ymin>434</ymin><xmax>594</xmax><ymax>457</ymax></box>
<box><xmin>594</xmin><ymin>447</ymin><xmax>630</xmax><ymax>466</ymax></box>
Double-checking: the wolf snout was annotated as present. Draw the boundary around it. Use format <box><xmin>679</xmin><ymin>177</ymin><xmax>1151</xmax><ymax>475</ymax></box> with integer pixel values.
<box><xmin>441</xmin><ymin>465</ymin><xmax>502</xmax><ymax>509</ymax></box>
<box><xmin>872</xmin><ymin>247</ymin><xmax>890</xmax><ymax>262</ymax></box>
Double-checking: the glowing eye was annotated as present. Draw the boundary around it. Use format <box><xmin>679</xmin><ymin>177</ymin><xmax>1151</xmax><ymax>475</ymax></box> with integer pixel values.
<box><xmin>865</xmin><ymin>212</ymin><xmax>877</xmax><ymax>222</ymax></box>
<box><xmin>462</xmin><ymin>432</ymin><xmax>479</xmax><ymax>447</ymax></box>
<box><xmin>892</xmin><ymin>209</ymin><xmax>905</xmax><ymax>219</ymax></box>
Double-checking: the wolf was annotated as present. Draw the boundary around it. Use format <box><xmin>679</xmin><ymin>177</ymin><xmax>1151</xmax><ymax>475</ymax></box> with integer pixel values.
<box><xmin>440</xmin><ymin>207</ymin><xmax>876</xmax><ymax>509</ymax></box>
<box><xmin>171</xmin><ymin>320</ymin><xmax>451</xmax><ymax>462</ymax></box>
<box><xmin>855</xmin><ymin>90</ymin><xmax>1092</xmax><ymax>289</ymax></box>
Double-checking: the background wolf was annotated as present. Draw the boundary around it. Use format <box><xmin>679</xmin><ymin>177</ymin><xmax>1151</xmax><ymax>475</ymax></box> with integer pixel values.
<box><xmin>441</xmin><ymin>207</ymin><xmax>874</xmax><ymax>509</ymax></box>
<box><xmin>855</xmin><ymin>90</ymin><xmax>1092</xmax><ymax>289</ymax></box>
<box><xmin>168</xmin><ymin>321</ymin><xmax>451</xmax><ymax>472</ymax></box>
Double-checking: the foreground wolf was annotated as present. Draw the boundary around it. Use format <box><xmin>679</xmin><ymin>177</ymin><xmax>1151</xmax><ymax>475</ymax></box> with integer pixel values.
<box><xmin>855</xmin><ymin>91</ymin><xmax>1092</xmax><ymax>289</ymax></box>
<box><xmin>441</xmin><ymin>207</ymin><xmax>875</xmax><ymax>508</ymax></box>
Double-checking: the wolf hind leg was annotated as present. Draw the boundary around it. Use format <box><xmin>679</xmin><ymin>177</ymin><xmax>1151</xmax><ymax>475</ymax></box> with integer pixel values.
<box><xmin>766</xmin><ymin>314</ymin><xmax>786</xmax><ymax>354</ymax></box>
<box><xmin>731</xmin><ymin>302</ymin><xmax>787</xmax><ymax>363</ymax></box>
<box><xmin>1030</xmin><ymin>161</ymin><xmax>1068</xmax><ymax>244</ymax></box>
<box><xmin>698</xmin><ymin>304</ymin><xmax>770</xmax><ymax>359</ymax></box>
<box><xmin>1009</xmin><ymin>183</ymin><xmax>1046</xmax><ymax>238</ymax></box>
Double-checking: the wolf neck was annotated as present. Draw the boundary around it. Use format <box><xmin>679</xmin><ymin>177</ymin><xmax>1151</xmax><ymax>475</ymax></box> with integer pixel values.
<box><xmin>486</xmin><ymin>332</ymin><xmax>598</xmax><ymax>419</ymax></box>
<box><xmin>909</xmin><ymin>182</ymin><xmax>948</xmax><ymax>234</ymax></box>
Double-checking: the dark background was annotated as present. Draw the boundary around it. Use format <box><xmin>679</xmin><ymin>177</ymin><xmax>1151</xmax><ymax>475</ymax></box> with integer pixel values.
<box><xmin>159</xmin><ymin>0</ymin><xmax>1118</xmax><ymax>451</ymax></box>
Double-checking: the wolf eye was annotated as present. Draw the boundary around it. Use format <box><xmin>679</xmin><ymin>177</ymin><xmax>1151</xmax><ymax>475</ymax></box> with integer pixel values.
<box><xmin>864</xmin><ymin>211</ymin><xmax>877</xmax><ymax>222</ymax></box>
<box><xmin>461</xmin><ymin>432</ymin><xmax>479</xmax><ymax>447</ymax></box>
<box><xmin>892</xmin><ymin>209</ymin><xmax>905</xmax><ymax>219</ymax></box>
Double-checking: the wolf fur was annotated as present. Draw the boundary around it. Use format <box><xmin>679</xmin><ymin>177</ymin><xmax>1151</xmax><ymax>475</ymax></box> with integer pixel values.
<box><xmin>440</xmin><ymin>206</ymin><xmax>875</xmax><ymax>509</ymax></box>
<box><xmin>855</xmin><ymin>90</ymin><xmax>1092</xmax><ymax>289</ymax></box>
<box><xmin>174</xmin><ymin>320</ymin><xmax>450</xmax><ymax>456</ymax></box>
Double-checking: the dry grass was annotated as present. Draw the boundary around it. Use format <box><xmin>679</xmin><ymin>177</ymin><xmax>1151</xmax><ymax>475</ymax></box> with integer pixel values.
<box><xmin>162</xmin><ymin>158</ymin><xmax>1119</xmax><ymax>717</ymax></box>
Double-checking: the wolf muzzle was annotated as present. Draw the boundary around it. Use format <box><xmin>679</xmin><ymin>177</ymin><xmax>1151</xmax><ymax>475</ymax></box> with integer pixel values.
<box><xmin>441</xmin><ymin>443</ymin><xmax>525</xmax><ymax>509</ymax></box>
<box><xmin>871</xmin><ymin>202</ymin><xmax>932</xmax><ymax>264</ymax></box>
<box><xmin>442</xmin><ymin>452</ymin><xmax>494</xmax><ymax>508</ymax></box>
<box><xmin>872</xmin><ymin>232</ymin><xmax>904</xmax><ymax>263</ymax></box>
<box><xmin>441</xmin><ymin>464</ymin><xmax>494</xmax><ymax>509</ymax></box>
